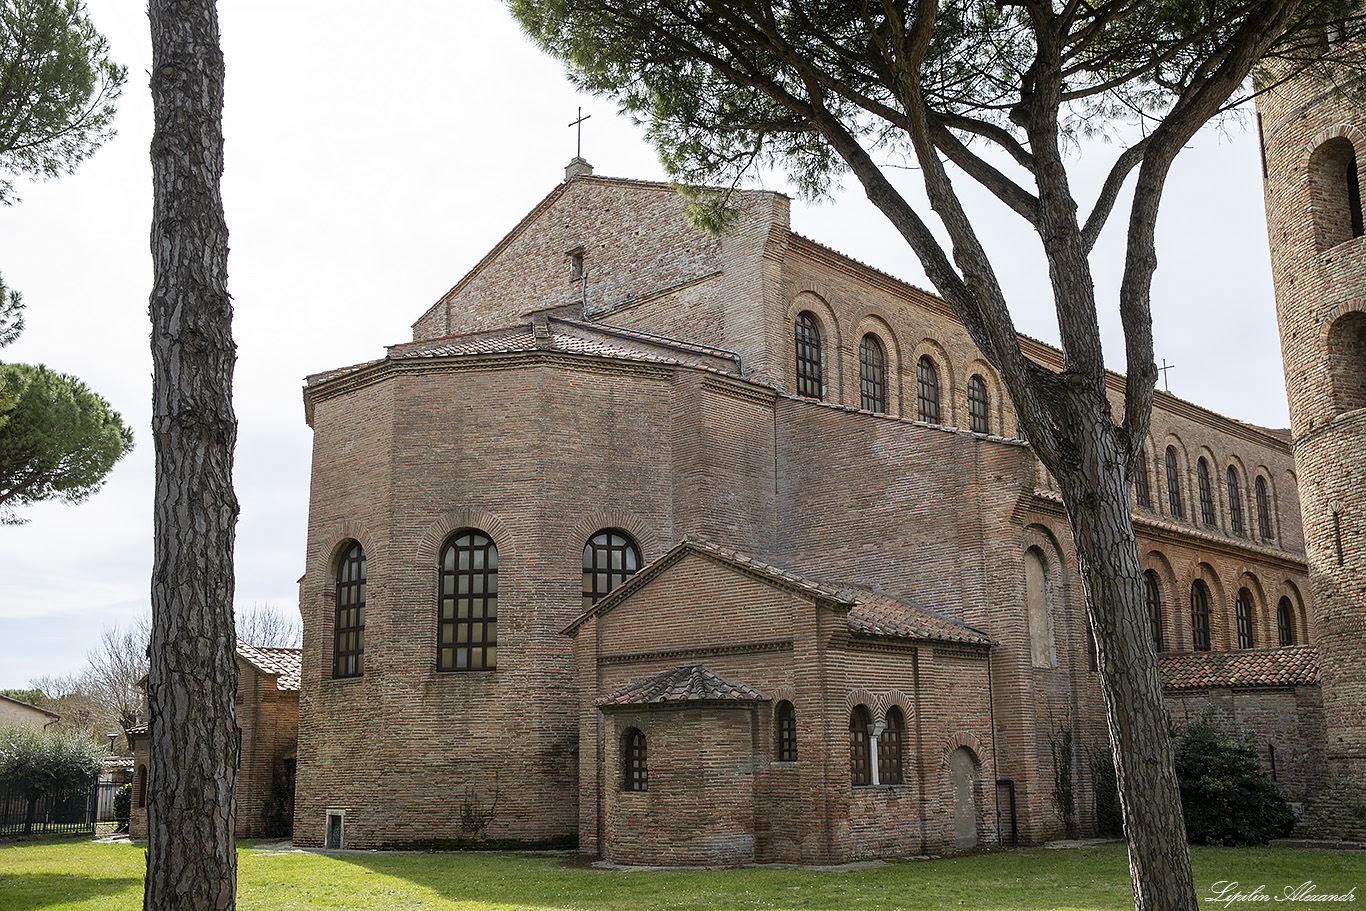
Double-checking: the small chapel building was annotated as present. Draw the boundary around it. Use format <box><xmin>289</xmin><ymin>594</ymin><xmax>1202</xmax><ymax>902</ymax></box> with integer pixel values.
<box><xmin>290</xmin><ymin>161</ymin><xmax>1317</xmax><ymax>862</ymax></box>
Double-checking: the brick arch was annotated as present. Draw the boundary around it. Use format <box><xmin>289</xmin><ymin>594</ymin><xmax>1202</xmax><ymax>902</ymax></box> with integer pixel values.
<box><xmin>878</xmin><ymin>690</ymin><xmax>912</xmax><ymax>724</ymax></box>
<box><xmin>1303</xmin><ymin>123</ymin><xmax>1366</xmax><ymax>162</ymax></box>
<box><xmin>1304</xmin><ymin>130</ymin><xmax>1366</xmax><ymax>250</ymax></box>
<box><xmin>769</xmin><ymin>684</ymin><xmax>797</xmax><ymax>706</ymax></box>
<box><xmin>851</xmin><ymin>312</ymin><xmax>903</xmax><ymax>415</ymax></box>
<box><xmin>570</xmin><ymin>511</ymin><xmax>662</xmax><ymax>565</ymax></box>
<box><xmin>1161</xmin><ymin>435</ymin><xmax>1192</xmax><ymax>520</ymax></box>
<box><xmin>908</xmin><ymin>338</ymin><xmax>957</xmax><ymax>426</ymax></box>
<box><xmin>313</xmin><ymin>522</ymin><xmax>379</xmax><ymax>580</ymax></box>
<box><xmin>1233</xmin><ymin>571</ymin><xmax>1268</xmax><ymax>648</ymax></box>
<box><xmin>1141</xmin><ymin>550</ymin><xmax>1181</xmax><ymax>649</ymax></box>
<box><xmin>1325</xmin><ymin>310</ymin><xmax>1366</xmax><ymax>416</ymax></box>
<box><xmin>789</xmin><ymin>290</ymin><xmax>843</xmax><ymax>403</ymax></box>
<box><xmin>1274</xmin><ymin>579</ymin><xmax>1310</xmax><ymax>645</ymax></box>
<box><xmin>964</xmin><ymin>358</ymin><xmax>1004</xmax><ymax>436</ymax></box>
<box><xmin>415</xmin><ymin>508</ymin><xmax>518</xmax><ymax>567</ymax></box>
<box><xmin>940</xmin><ymin>731</ymin><xmax>986</xmax><ymax>769</ymax></box>
<box><xmin>845</xmin><ymin>688</ymin><xmax>878</xmax><ymax>714</ymax></box>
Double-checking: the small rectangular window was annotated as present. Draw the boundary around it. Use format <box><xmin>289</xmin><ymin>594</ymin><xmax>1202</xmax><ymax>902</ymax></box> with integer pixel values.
<box><xmin>325</xmin><ymin>810</ymin><xmax>345</xmax><ymax>849</ymax></box>
<box><xmin>567</xmin><ymin>247</ymin><xmax>585</xmax><ymax>282</ymax></box>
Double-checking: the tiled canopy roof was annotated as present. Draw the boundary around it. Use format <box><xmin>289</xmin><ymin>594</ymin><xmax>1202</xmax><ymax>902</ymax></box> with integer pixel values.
<box><xmin>848</xmin><ymin>589</ymin><xmax>992</xmax><ymax>646</ymax></box>
<box><xmin>236</xmin><ymin>641</ymin><xmax>302</xmax><ymax>692</ymax></box>
<box><xmin>1159</xmin><ymin>645</ymin><xmax>1319</xmax><ymax>690</ymax></box>
<box><xmin>597</xmin><ymin>665</ymin><xmax>769</xmax><ymax>707</ymax></box>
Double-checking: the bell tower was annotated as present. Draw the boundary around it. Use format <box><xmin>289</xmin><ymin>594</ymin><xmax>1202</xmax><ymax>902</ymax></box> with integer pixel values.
<box><xmin>1258</xmin><ymin>50</ymin><xmax>1366</xmax><ymax>837</ymax></box>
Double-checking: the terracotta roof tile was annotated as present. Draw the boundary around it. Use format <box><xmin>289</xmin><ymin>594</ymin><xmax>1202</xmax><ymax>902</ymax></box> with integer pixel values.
<box><xmin>236</xmin><ymin>641</ymin><xmax>302</xmax><ymax>692</ymax></box>
<box><xmin>847</xmin><ymin>589</ymin><xmax>993</xmax><ymax>646</ymax></box>
<box><xmin>597</xmin><ymin>665</ymin><xmax>769</xmax><ymax>707</ymax></box>
<box><xmin>1159</xmin><ymin>646</ymin><xmax>1319</xmax><ymax>690</ymax></box>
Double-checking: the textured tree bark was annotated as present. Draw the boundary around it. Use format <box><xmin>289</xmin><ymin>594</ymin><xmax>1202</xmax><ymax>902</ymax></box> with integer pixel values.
<box><xmin>146</xmin><ymin>1</ymin><xmax>239</xmax><ymax>909</ymax></box>
<box><xmin>1049</xmin><ymin>386</ymin><xmax>1198</xmax><ymax>911</ymax></box>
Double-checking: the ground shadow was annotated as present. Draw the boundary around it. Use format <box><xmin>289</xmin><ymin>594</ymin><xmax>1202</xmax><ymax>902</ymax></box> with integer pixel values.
<box><xmin>0</xmin><ymin>872</ymin><xmax>143</xmax><ymax>911</ymax></box>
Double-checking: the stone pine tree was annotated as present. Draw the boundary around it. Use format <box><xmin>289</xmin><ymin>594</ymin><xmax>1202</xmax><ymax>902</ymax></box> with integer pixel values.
<box><xmin>509</xmin><ymin>2</ymin><xmax>1364</xmax><ymax>907</ymax></box>
<box><xmin>146</xmin><ymin>0</ymin><xmax>239</xmax><ymax>909</ymax></box>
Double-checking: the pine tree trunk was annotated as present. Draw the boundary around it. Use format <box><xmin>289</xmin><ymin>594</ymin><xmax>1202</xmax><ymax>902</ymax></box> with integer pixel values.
<box><xmin>145</xmin><ymin>1</ymin><xmax>239</xmax><ymax>908</ymax></box>
<box><xmin>1051</xmin><ymin>396</ymin><xmax>1197</xmax><ymax>911</ymax></box>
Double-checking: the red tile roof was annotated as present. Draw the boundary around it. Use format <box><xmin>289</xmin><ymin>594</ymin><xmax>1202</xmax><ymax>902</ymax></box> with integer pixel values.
<box><xmin>597</xmin><ymin>665</ymin><xmax>769</xmax><ymax>707</ymax></box>
<box><xmin>1159</xmin><ymin>645</ymin><xmax>1319</xmax><ymax>690</ymax></box>
<box><xmin>236</xmin><ymin>641</ymin><xmax>302</xmax><ymax>692</ymax></box>
<box><xmin>848</xmin><ymin>589</ymin><xmax>993</xmax><ymax>647</ymax></box>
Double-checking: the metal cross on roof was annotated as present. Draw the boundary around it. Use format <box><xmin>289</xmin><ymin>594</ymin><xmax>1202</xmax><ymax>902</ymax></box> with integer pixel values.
<box><xmin>569</xmin><ymin>106</ymin><xmax>591</xmax><ymax>159</ymax></box>
<box><xmin>1159</xmin><ymin>358</ymin><xmax>1176</xmax><ymax>393</ymax></box>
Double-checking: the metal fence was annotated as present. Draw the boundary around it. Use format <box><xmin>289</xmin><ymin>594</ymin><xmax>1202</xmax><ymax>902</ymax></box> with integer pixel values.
<box><xmin>0</xmin><ymin>778</ymin><xmax>97</xmax><ymax>837</ymax></box>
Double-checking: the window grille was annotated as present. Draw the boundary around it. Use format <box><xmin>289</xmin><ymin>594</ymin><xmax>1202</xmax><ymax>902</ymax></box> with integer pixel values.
<box><xmin>1278</xmin><ymin>597</ymin><xmax>1295</xmax><ymax>647</ymax></box>
<box><xmin>849</xmin><ymin>706</ymin><xmax>872</xmax><ymax>786</ymax></box>
<box><xmin>795</xmin><ymin>312</ymin><xmax>823</xmax><ymax>399</ymax></box>
<box><xmin>1165</xmin><ymin>447</ymin><xmax>1184</xmax><ymax>518</ymax></box>
<box><xmin>333</xmin><ymin>542</ymin><xmax>366</xmax><ymax>678</ymax></box>
<box><xmin>916</xmin><ymin>356</ymin><xmax>940</xmax><ymax>423</ymax></box>
<box><xmin>1134</xmin><ymin>449</ymin><xmax>1151</xmax><ymax>508</ymax></box>
<box><xmin>438</xmin><ymin>531</ymin><xmax>498</xmax><ymax>670</ymax></box>
<box><xmin>1256</xmin><ymin>476</ymin><xmax>1272</xmax><ymax>539</ymax></box>
<box><xmin>1198</xmin><ymin>458</ymin><xmax>1216</xmax><ymax>526</ymax></box>
<box><xmin>879</xmin><ymin>708</ymin><xmax>904</xmax><ymax>785</ymax></box>
<box><xmin>859</xmin><ymin>334</ymin><xmax>887</xmax><ymax>413</ymax></box>
<box><xmin>968</xmin><ymin>375</ymin><xmax>989</xmax><ymax>434</ymax></box>
<box><xmin>776</xmin><ymin>701</ymin><xmax>797</xmax><ymax>762</ymax></box>
<box><xmin>1227</xmin><ymin>466</ymin><xmax>1244</xmax><ymax>535</ymax></box>
<box><xmin>1190</xmin><ymin>581</ymin><xmax>1211</xmax><ymax>652</ymax></box>
<box><xmin>1145</xmin><ymin>571</ymin><xmax>1164</xmax><ymax>653</ymax></box>
<box><xmin>623</xmin><ymin>728</ymin><xmax>647</xmax><ymax>791</ymax></box>
<box><xmin>1236</xmin><ymin>589</ymin><xmax>1254</xmax><ymax>649</ymax></box>
<box><xmin>583</xmin><ymin>530</ymin><xmax>640</xmax><ymax>609</ymax></box>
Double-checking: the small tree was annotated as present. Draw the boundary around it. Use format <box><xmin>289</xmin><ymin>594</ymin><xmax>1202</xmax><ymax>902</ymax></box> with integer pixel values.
<box><xmin>0</xmin><ymin>722</ymin><xmax>104</xmax><ymax>834</ymax></box>
<box><xmin>0</xmin><ymin>363</ymin><xmax>133</xmax><ymax>524</ymax></box>
<box><xmin>1175</xmin><ymin>715</ymin><xmax>1295</xmax><ymax>846</ymax></box>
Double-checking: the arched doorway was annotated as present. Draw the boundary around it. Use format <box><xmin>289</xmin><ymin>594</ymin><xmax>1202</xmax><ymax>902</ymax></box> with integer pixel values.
<box><xmin>950</xmin><ymin>746</ymin><xmax>979</xmax><ymax>849</ymax></box>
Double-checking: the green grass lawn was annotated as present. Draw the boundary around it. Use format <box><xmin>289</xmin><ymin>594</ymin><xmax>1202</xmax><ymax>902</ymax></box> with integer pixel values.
<box><xmin>1</xmin><ymin>839</ymin><xmax>1362</xmax><ymax>911</ymax></box>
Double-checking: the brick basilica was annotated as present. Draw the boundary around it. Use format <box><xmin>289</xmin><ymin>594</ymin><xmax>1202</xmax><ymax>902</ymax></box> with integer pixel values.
<box><xmin>275</xmin><ymin>138</ymin><xmax>1339</xmax><ymax>863</ymax></box>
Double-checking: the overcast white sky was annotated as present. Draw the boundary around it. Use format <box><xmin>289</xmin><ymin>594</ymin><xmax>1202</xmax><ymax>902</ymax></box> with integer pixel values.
<box><xmin>0</xmin><ymin>1</ymin><xmax>1287</xmax><ymax>690</ymax></box>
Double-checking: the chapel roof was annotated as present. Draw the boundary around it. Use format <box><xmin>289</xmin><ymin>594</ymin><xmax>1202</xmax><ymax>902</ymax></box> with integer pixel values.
<box><xmin>236</xmin><ymin>641</ymin><xmax>302</xmax><ymax>692</ymax></box>
<box><xmin>1158</xmin><ymin>645</ymin><xmax>1319</xmax><ymax>690</ymax></box>
<box><xmin>564</xmin><ymin>534</ymin><xmax>991</xmax><ymax>647</ymax></box>
<box><xmin>0</xmin><ymin>693</ymin><xmax>60</xmax><ymax>722</ymax></box>
<box><xmin>597</xmin><ymin>665</ymin><xmax>769</xmax><ymax>707</ymax></box>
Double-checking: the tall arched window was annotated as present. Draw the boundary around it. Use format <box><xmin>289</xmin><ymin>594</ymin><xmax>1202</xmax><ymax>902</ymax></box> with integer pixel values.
<box><xmin>795</xmin><ymin>312</ymin><xmax>823</xmax><ymax>399</ymax></box>
<box><xmin>1190</xmin><ymin>581</ymin><xmax>1212</xmax><ymax>652</ymax></box>
<box><xmin>1255</xmin><ymin>476</ymin><xmax>1273</xmax><ymax>539</ymax></box>
<box><xmin>859</xmin><ymin>334</ymin><xmax>887</xmax><ymax>413</ymax></box>
<box><xmin>1165</xmin><ymin>447</ymin><xmax>1184</xmax><ymax>518</ymax></box>
<box><xmin>968</xmin><ymin>374</ymin><xmax>990</xmax><ymax>434</ymax></box>
<box><xmin>438</xmin><ymin>531</ymin><xmax>498</xmax><ymax>671</ymax></box>
<box><xmin>916</xmin><ymin>356</ymin><xmax>941</xmax><ymax>423</ymax></box>
<box><xmin>1278</xmin><ymin>597</ymin><xmax>1296</xmax><ymax>647</ymax></box>
<box><xmin>136</xmin><ymin>764</ymin><xmax>148</xmax><ymax>809</ymax></box>
<box><xmin>1145</xmin><ymin>570</ymin><xmax>1164</xmax><ymax>653</ymax></box>
<box><xmin>583</xmin><ymin>530</ymin><xmax>641</xmax><ymax>609</ymax></box>
<box><xmin>333</xmin><ymin>542</ymin><xmax>366</xmax><ymax>678</ymax></box>
<box><xmin>776</xmin><ymin>701</ymin><xmax>797</xmax><ymax>762</ymax></box>
<box><xmin>1024</xmin><ymin>547</ymin><xmax>1055</xmax><ymax>667</ymax></box>
<box><xmin>1309</xmin><ymin>137</ymin><xmax>1364</xmax><ymax>249</ymax></box>
<box><xmin>879</xmin><ymin>707</ymin><xmax>905</xmax><ymax>785</ymax></box>
<box><xmin>1134</xmin><ymin>448</ymin><xmax>1151</xmax><ymax>508</ymax></box>
<box><xmin>1197</xmin><ymin>458</ymin><xmax>1216</xmax><ymax>526</ymax></box>
<box><xmin>849</xmin><ymin>706</ymin><xmax>872</xmax><ymax>786</ymax></box>
<box><xmin>1227</xmin><ymin>466</ymin><xmax>1245</xmax><ymax>535</ymax></box>
<box><xmin>1236</xmin><ymin>588</ymin><xmax>1254</xmax><ymax>649</ymax></box>
<box><xmin>623</xmin><ymin>728</ymin><xmax>647</xmax><ymax>791</ymax></box>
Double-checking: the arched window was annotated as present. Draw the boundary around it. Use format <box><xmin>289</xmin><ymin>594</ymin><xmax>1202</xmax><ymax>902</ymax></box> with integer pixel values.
<box><xmin>1308</xmin><ymin>137</ymin><xmax>1364</xmax><ymax>249</ymax></box>
<box><xmin>1255</xmin><ymin>476</ymin><xmax>1273</xmax><ymax>540</ymax></box>
<box><xmin>1134</xmin><ymin>448</ymin><xmax>1151</xmax><ymax>509</ymax></box>
<box><xmin>1197</xmin><ymin>458</ymin><xmax>1216</xmax><ymax>526</ymax></box>
<box><xmin>136</xmin><ymin>764</ymin><xmax>147</xmax><ymax>809</ymax></box>
<box><xmin>849</xmin><ymin>705</ymin><xmax>872</xmax><ymax>786</ymax></box>
<box><xmin>438</xmin><ymin>531</ymin><xmax>498</xmax><ymax>671</ymax></box>
<box><xmin>1145</xmin><ymin>570</ymin><xmax>1165</xmax><ymax>653</ymax></box>
<box><xmin>623</xmin><ymin>728</ymin><xmax>647</xmax><ymax>791</ymax></box>
<box><xmin>879</xmin><ymin>707</ymin><xmax>905</xmax><ymax>785</ymax></box>
<box><xmin>1227</xmin><ymin>466</ymin><xmax>1245</xmax><ymax>535</ymax></box>
<box><xmin>1190</xmin><ymin>581</ymin><xmax>1212</xmax><ymax>652</ymax></box>
<box><xmin>968</xmin><ymin>374</ymin><xmax>990</xmax><ymax>434</ymax></box>
<box><xmin>1166</xmin><ymin>447</ymin><xmax>1184</xmax><ymax>518</ymax></box>
<box><xmin>583</xmin><ymin>530</ymin><xmax>641</xmax><ymax>609</ymax></box>
<box><xmin>776</xmin><ymin>700</ymin><xmax>797</xmax><ymax>762</ymax></box>
<box><xmin>1327</xmin><ymin>312</ymin><xmax>1366</xmax><ymax>415</ymax></box>
<box><xmin>333</xmin><ymin>542</ymin><xmax>366</xmax><ymax>678</ymax></box>
<box><xmin>795</xmin><ymin>312</ymin><xmax>823</xmax><ymax>399</ymax></box>
<box><xmin>916</xmin><ymin>356</ymin><xmax>941</xmax><ymax>423</ymax></box>
<box><xmin>1236</xmin><ymin>588</ymin><xmax>1254</xmax><ymax>649</ymax></box>
<box><xmin>859</xmin><ymin>334</ymin><xmax>887</xmax><ymax>413</ymax></box>
<box><xmin>1024</xmin><ymin>547</ymin><xmax>1055</xmax><ymax>667</ymax></box>
<box><xmin>1278</xmin><ymin>597</ymin><xmax>1296</xmax><ymax>647</ymax></box>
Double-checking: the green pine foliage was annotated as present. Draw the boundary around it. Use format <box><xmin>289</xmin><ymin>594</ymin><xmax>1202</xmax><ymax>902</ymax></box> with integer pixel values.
<box><xmin>0</xmin><ymin>362</ymin><xmax>133</xmax><ymax>524</ymax></box>
<box><xmin>0</xmin><ymin>0</ymin><xmax>126</xmax><ymax>204</ymax></box>
<box><xmin>1175</xmin><ymin>715</ymin><xmax>1296</xmax><ymax>846</ymax></box>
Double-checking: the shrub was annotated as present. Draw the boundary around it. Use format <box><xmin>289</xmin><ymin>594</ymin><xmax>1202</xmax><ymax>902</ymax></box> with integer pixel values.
<box><xmin>1088</xmin><ymin>746</ymin><xmax>1123</xmax><ymax>838</ymax></box>
<box><xmin>1175</xmin><ymin>715</ymin><xmax>1294</xmax><ymax>846</ymax></box>
<box><xmin>113</xmin><ymin>782</ymin><xmax>131</xmax><ymax>831</ymax></box>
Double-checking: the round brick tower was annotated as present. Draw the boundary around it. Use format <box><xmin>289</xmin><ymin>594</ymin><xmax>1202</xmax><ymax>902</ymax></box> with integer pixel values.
<box><xmin>1258</xmin><ymin>52</ymin><xmax>1366</xmax><ymax>837</ymax></box>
